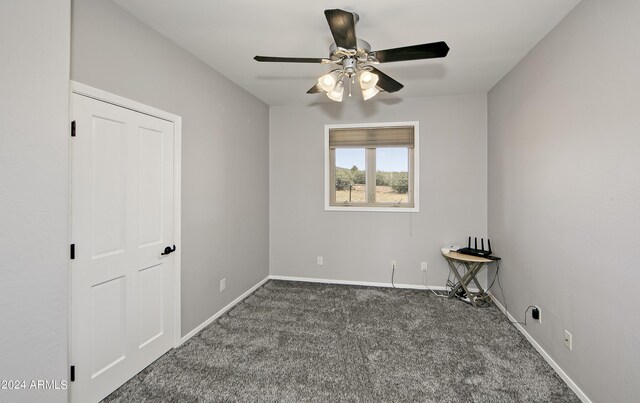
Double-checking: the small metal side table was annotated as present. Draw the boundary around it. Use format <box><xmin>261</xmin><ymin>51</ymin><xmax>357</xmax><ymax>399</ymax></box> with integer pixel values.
<box><xmin>441</xmin><ymin>251</ymin><xmax>493</xmax><ymax>307</ymax></box>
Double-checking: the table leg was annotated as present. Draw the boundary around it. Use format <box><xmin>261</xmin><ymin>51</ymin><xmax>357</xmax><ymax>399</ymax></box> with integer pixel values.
<box><xmin>468</xmin><ymin>262</ymin><xmax>484</xmax><ymax>293</ymax></box>
<box><xmin>445</xmin><ymin>258</ymin><xmax>464</xmax><ymax>297</ymax></box>
<box><xmin>446</xmin><ymin>259</ymin><xmax>478</xmax><ymax>307</ymax></box>
<box><xmin>458</xmin><ymin>262</ymin><xmax>478</xmax><ymax>307</ymax></box>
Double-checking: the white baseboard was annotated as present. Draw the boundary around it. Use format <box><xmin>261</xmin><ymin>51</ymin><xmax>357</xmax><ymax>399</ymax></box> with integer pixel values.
<box><xmin>490</xmin><ymin>293</ymin><xmax>591</xmax><ymax>403</ymax></box>
<box><xmin>179</xmin><ymin>276</ymin><xmax>270</xmax><ymax>345</ymax></box>
<box><xmin>268</xmin><ymin>274</ymin><xmax>452</xmax><ymax>291</ymax></box>
<box><xmin>268</xmin><ymin>274</ymin><xmax>484</xmax><ymax>294</ymax></box>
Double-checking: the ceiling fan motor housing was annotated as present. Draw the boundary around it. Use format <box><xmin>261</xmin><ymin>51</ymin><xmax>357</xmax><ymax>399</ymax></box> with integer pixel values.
<box><xmin>342</xmin><ymin>57</ymin><xmax>356</xmax><ymax>76</ymax></box>
<box><xmin>329</xmin><ymin>39</ymin><xmax>372</xmax><ymax>62</ymax></box>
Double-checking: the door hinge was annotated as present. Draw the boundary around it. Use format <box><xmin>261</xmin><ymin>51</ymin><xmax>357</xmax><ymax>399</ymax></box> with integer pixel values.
<box><xmin>70</xmin><ymin>365</ymin><xmax>75</xmax><ymax>382</ymax></box>
<box><xmin>70</xmin><ymin>244</ymin><xmax>75</xmax><ymax>260</ymax></box>
<box><xmin>71</xmin><ymin>120</ymin><xmax>76</xmax><ymax>137</ymax></box>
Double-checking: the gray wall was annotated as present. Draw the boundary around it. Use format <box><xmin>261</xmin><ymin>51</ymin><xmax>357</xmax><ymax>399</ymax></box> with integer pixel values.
<box><xmin>0</xmin><ymin>1</ymin><xmax>70</xmax><ymax>402</ymax></box>
<box><xmin>488</xmin><ymin>0</ymin><xmax>640</xmax><ymax>401</ymax></box>
<box><xmin>270</xmin><ymin>95</ymin><xmax>487</xmax><ymax>287</ymax></box>
<box><xmin>71</xmin><ymin>0</ymin><xmax>269</xmax><ymax>336</ymax></box>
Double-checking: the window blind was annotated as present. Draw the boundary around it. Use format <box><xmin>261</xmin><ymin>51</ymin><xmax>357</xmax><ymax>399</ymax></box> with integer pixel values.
<box><xmin>329</xmin><ymin>126</ymin><xmax>414</xmax><ymax>148</ymax></box>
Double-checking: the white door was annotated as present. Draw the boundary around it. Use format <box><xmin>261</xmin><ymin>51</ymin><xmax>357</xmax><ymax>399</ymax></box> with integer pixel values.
<box><xmin>70</xmin><ymin>93</ymin><xmax>176</xmax><ymax>402</ymax></box>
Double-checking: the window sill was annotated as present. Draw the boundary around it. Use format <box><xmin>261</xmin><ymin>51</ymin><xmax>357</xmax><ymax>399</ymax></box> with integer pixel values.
<box><xmin>325</xmin><ymin>205</ymin><xmax>419</xmax><ymax>213</ymax></box>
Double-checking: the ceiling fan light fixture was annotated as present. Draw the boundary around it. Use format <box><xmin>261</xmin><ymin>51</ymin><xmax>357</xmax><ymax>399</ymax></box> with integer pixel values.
<box><xmin>318</xmin><ymin>71</ymin><xmax>340</xmax><ymax>92</ymax></box>
<box><xmin>326</xmin><ymin>80</ymin><xmax>344</xmax><ymax>102</ymax></box>
<box><xmin>361</xmin><ymin>86</ymin><xmax>379</xmax><ymax>101</ymax></box>
<box><xmin>358</xmin><ymin>70</ymin><xmax>379</xmax><ymax>90</ymax></box>
<box><xmin>358</xmin><ymin>70</ymin><xmax>379</xmax><ymax>100</ymax></box>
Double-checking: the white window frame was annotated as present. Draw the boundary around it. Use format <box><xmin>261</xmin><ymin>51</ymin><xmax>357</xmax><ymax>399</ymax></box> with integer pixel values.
<box><xmin>324</xmin><ymin>121</ymin><xmax>419</xmax><ymax>212</ymax></box>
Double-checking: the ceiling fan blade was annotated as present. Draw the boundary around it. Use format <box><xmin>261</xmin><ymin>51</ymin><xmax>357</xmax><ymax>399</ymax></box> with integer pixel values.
<box><xmin>373</xmin><ymin>41</ymin><xmax>450</xmax><ymax>63</ymax></box>
<box><xmin>370</xmin><ymin>67</ymin><xmax>404</xmax><ymax>93</ymax></box>
<box><xmin>324</xmin><ymin>9</ymin><xmax>357</xmax><ymax>49</ymax></box>
<box><xmin>307</xmin><ymin>83</ymin><xmax>322</xmax><ymax>94</ymax></box>
<box><xmin>254</xmin><ymin>56</ymin><xmax>329</xmax><ymax>64</ymax></box>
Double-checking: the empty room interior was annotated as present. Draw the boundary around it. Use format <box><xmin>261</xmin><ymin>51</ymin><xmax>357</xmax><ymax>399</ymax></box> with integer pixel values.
<box><xmin>2</xmin><ymin>0</ymin><xmax>639</xmax><ymax>402</ymax></box>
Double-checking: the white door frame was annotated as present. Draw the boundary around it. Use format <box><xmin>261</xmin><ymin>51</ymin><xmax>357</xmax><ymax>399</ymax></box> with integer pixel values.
<box><xmin>69</xmin><ymin>81</ymin><xmax>182</xmax><ymax>350</ymax></box>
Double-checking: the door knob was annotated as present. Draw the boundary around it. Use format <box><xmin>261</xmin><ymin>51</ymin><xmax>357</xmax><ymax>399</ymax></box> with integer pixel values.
<box><xmin>161</xmin><ymin>245</ymin><xmax>176</xmax><ymax>256</ymax></box>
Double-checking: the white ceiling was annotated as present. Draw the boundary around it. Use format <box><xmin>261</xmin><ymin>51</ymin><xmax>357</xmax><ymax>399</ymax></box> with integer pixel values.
<box><xmin>113</xmin><ymin>0</ymin><xmax>580</xmax><ymax>106</ymax></box>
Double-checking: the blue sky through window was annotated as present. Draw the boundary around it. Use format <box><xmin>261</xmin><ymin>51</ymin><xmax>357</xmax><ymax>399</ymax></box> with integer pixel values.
<box><xmin>336</xmin><ymin>149</ymin><xmax>365</xmax><ymax>171</ymax></box>
<box><xmin>377</xmin><ymin>148</ymin><xmax>408</xmax><ymax>172</ymax></box>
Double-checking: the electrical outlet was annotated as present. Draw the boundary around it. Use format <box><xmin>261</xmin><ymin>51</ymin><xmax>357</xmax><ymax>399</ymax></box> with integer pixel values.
<box><xmin>391</xmin><ymin>260</ymin><xmax>397</xmax><ymax>270</ymax></box>
<box><xmin>564</xmin><ymin>330</ymin><xmax>572</xmax><ymax>350</ymax></box>
<box><xmin>317</xmin><ymin>256</ymin><xmax>323</xmax><ymax>266</ymax></box>
<box><xmin>420</xmin><ymin>262</ymin><xmax>428</xmax><ymax>272</ymax></box>
<box><xmin>220</xmin><ymin>278</ymin><xmax>226</xmax><ymax>292</ymax></box>
<box><xmin>532</xmin><ymin>306</ymin><xmax>541</xmax><ymax>323</ymax></box>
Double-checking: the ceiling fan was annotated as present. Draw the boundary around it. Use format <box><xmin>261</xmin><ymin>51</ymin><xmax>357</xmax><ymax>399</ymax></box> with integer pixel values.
<box><xmin>254</xmin><ymin>9</ymin><xmax>450</xmax><ymax>102</ymax></box>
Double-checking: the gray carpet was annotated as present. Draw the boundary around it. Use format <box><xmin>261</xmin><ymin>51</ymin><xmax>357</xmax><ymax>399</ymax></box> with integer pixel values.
<box><xmin>103</xmin><ymin>280</ymin><xmax>579</xmax><ymax>402</ymax></box>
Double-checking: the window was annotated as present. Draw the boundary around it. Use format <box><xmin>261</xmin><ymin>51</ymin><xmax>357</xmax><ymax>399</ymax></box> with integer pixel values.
<box><xmin>325</xmin><ymin>122</ymin><xmax>418</xmax><ymax>211</ymax></box>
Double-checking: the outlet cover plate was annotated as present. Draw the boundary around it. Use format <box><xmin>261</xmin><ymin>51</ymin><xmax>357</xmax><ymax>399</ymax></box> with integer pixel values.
<box><xmin>564</xmin><ymin>330</ymin><xmax>572</xmax><ymax>350</ymax></box>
